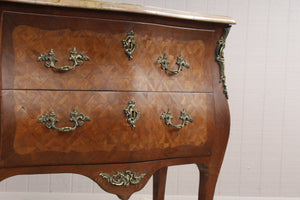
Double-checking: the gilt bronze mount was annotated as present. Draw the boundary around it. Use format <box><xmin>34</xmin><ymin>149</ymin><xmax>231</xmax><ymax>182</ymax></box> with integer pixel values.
<box><xmin>100</xmin><ymin>170</ymin><xmax>146</xmax><ymax>187</ymax></box>
<box><xmin>161</xmin><ymin>109</ymin><xmax>193</xmax><ymax>129</ymax></box>
<box><xmin>38</xmin><ymin>108</ymin><xmax>90</xmax><ymax>132</ymax></box>
<box><xmin>157</xmin><ymin>53</ymin><xmax>190</xmax><ymax>74</ymax></box>
<box><xmin>216</xmin><ymin>25</ymin><xmax>231</xmax><ymax>99</ymax></box>
<box><xmin>37</xmin><ymin>47</ymin><xmax>89</xmax><ymax>71</ymax></box>
<box><xmin>122</xmin><ymin>30</ymin><xmax>137</xmax><ymax>60</ymax></box>
<box><xmin>124</xmin><ymin>99</ymin><xmax>140</xmax><ymax>129</ymax></box>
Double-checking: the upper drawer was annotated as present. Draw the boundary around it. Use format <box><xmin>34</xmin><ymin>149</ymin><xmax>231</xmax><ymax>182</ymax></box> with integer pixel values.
<box><xmin>1</xmin><ymin>11</ymin><xmax>214</xmax><ymax>92</ymax></box>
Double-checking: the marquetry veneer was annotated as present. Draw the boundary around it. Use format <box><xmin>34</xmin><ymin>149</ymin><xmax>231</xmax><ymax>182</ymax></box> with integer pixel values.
<box><xmin>0</xmin><ymin>1</ymin><xmax>235</xmax><ymax>200</ymax></box>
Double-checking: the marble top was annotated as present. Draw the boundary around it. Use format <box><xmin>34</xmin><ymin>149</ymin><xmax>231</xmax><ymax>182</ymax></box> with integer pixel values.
<box><xmin>5</xmin><ymin>0</ymin><xmax>236</xmax><ymax>24</ymax></box>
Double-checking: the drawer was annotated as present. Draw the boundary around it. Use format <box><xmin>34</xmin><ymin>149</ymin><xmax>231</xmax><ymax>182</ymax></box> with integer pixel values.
<box><xmin>1</xmin><ymin>11</ymin><xmax>214</xmax><ymax>92</ymax></box>
<box><xmin>1</xmin><ymin>90</ymin><xmax>214</xmax><ymax>167</ymax></box>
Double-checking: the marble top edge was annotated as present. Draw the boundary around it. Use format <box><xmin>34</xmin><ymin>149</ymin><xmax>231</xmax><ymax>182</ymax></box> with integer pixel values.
<box><xmin>3</xmin><ymin>0</ymin><xmax>236</xmax><ymax>24</ymax></box>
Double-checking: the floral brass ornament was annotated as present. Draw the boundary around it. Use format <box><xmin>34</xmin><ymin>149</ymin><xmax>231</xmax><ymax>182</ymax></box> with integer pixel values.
<box><xmin>157</xmin><ymin>53</ymin><xmax>190</xmax><ymax>74</ymax></box>
<box><xmin>122</xmin><ymin>30</ymin><xmax>137</xmax><ymax>60</ymax></box>
<box><xmin>38</xmin><ymin>108</ymin><xmax>90</xmax><ymax>132</ymax></box>
<box><xmin>37</xmin><ymin>47</ymin><xmax>89</xmax><ymax>71</ymax></box>
<box><xmin>216</xmin><ymin>25</ymin><xmax>231</xmax><ymax>99</ymax></box>
<box><xmin>161</xmin><ymin>109</ymin><xmax>193</xmax><ymax>129</ymax></box>
<box><xmin>124</xmin><ymin>99</ymin><xmax>140</xmax><ymax>129</ymax></box>
<box><xmin>99</xmin><ymin>170</ymin><xmax>146</xmax><ymax>187</ymax></box>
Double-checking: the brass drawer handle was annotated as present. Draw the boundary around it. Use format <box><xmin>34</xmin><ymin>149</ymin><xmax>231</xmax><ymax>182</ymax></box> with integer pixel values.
<box><xmin>37</xmin><ymin>47</ymin><xmax>89</xmax><ymax>71</ymax></box>
<box><xmin>38</xmin><ymin>108</ymin><xmax>90</xmax><ymax>132</ymax></box>
<box><xmin>157</xmin><ymin>53</ymin><xmax>190</xmax><ymax>74</ymax></box>
<box><xmin>99</xmin><ymin>170</ymin><xmax>146</xmax><ymax>187</ymax></box>
<box><xmin>161</xmin><ymin>109</ymin><xmax>193</xmax><ymax>129</ymax></box>
<box><xmin>122</xmin><ymin>30</ymin><xmax>137</xmax><ymax>60</ymax></box>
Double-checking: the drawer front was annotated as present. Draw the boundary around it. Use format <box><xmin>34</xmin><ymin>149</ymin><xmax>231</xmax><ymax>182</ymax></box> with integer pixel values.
<box><xmin>1</xmin><ymin>90</ymin><xmax>214</xmax><ymax>167</ymax></box>
<box><xmin>1</xmin><ymin>11</ymin><xmax>214</xmax><ymax>92</ymax></box>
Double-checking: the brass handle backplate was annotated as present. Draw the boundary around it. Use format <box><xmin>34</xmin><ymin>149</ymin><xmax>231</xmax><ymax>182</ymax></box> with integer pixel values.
<box><xmin>38</xmin><ymin>108</ymin><xmax>90</xmax><ymax>132</ymax></box>
<box><xmin>161</xmin><ymin>109</ymin><xmax>193</xmax><ymax>129</ymax></box>
<box><xmin>122</xmin><ymin>30</ymin><xmax>137</xmax><ymax>60</ymax></box>
<box><xmin>157</xmin><ymin>53</ymin><xmax>190</xmax><ymax>74</ymax></box>
<box><xmin>124</xmin><ymin>99</ymin><xmax>140</xmax><ymax>129</ymax></box>
<box><xmin>100</xmin><ymin>170</ymin><xmax>146</xmax><ymax>187</ymax></box>
<box><xmin>37</xmin><ymin>47</ymin><xmax>89</xmax><ymax>71</ymax></box>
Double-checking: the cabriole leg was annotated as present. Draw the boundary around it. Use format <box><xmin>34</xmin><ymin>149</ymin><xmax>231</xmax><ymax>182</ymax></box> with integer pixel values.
<box><xmin>153</xmin><ymin>167</ymin><xmax>168</xmax><ymax>200</ymax></box>
<box><xmin>197</xmin><ymin>164</ymin><xmax>219</xmax><ymax>200</ymax></box>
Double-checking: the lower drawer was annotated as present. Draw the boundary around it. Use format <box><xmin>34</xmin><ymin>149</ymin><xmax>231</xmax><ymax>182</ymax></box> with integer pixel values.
<box><xmin>0</xmin><ymin>90</ymin><xmax>214</xmax><ymax>168</ymax></box>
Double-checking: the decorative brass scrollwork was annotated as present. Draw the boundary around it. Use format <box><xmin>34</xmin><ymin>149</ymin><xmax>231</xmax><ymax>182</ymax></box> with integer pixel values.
<box><xmin>99</xmin><ymin>170</ymin><xmax>146</xmax><ymax>187</ymax></box>
<box><xmin>37</xmin><ymin>47</ymin><xmax>89</xmax><ymax>71</ymax></box>
<box><xmin>38</xmin><ymin>108</ymin><xmax>90</xmax><ymax>132</ymax></box>
<box><xmin>124</xmin><ymin>99</ymin><xmax>140</xmax><ymax>129</ymax></box>
<box><xmin>216</xmin><ymin>25</ymin><xmax>231</xmax><ymax>99</ymax></box>
<box><xmin>157</xmin><ymin>53</ymin><xmax>190</xmax><ymax>74</ymax></box>
<box><xmin>122</xmin><ymin>30</ymin><xmax>137</xmax><ymax>60</ymax></box>
<box><xmin>161</xmin><ymin>109</ymin><xmax>193</xmax><ymax>129</ymax></box>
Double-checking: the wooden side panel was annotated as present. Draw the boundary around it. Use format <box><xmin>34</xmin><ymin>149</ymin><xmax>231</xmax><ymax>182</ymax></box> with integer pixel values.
<box><xmin>0</xmin><ymin>90</ymin><xmax>214</xmax><ymax>167</ymax></box>
<box><xmin>1</xmin><ymin>11</ymin><xmax>214</xmax><ymax>92</ymax></box>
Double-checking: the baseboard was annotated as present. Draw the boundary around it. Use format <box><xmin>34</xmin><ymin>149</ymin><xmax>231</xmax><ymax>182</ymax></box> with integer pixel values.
<box><xmin>0</xmin><ymin>192</ymin><xmax>299</xmax><ymax>200</ymax></box>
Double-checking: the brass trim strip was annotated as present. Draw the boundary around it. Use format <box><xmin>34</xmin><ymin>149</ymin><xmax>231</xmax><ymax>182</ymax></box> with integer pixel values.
<box><xmin>216</xmin><ymin>25</ymin><xmax>231</xmax><ymax>99</ymax></box>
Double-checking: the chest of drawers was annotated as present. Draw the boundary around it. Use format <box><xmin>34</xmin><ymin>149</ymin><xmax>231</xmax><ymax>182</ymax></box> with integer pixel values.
<box><xmin>0</xmin><ymin>1</ymin><xmax>235</xmax><ymax>199</ymax></box>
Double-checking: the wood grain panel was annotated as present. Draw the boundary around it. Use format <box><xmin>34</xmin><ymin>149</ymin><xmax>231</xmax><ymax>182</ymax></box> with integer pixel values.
<box><xmin>1</xmin><ymin>11</ymin><xmax>214</xmax><ymax>92</ymax></box>
<box><xmin>1</xmin><ymin>90</ymin><xmax>214</xmax><ymax>167</ymax></box>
